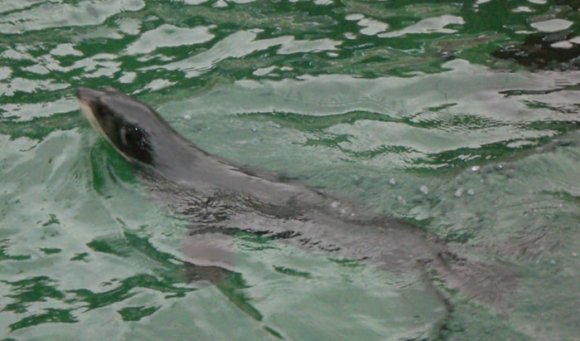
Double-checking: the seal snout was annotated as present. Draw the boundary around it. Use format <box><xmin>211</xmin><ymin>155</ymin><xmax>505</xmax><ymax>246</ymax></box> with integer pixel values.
<box><xmin>77</xmin><ymin>87</ymin><xmax>106</xmax><ymax>134</ymax></box>
<box><xmin>76</xmin><ymin>87</ymin><xmax>103</xmax><ymax>104</ymax></box>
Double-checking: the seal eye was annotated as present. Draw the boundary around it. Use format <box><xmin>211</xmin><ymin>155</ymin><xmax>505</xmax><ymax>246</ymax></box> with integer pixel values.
<box><xmin>121</xmin><ymin>126</ymin><xmax>145</xmax><ymax>148</ymax></box>
<box><xmin>116</xmin><ymin>124</ymin><xmax>153</xmax><ymax>164</ymax></box>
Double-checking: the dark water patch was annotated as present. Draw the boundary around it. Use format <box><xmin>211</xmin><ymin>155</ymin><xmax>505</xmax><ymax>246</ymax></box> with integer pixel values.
<box><xmin>69</xmin><ymin>273</ymin><xmax>192</xmax><ymax>311</ymax></box>
<box><xmin>0</xmin><ymin>239</ymin><xmax>31</xmax><ymax>261</ymax></box>
<box><xmin>493</xmin><ymin>31</ymin><xmax>580</xmax><ymax>69</ymax></box>
<box><xmin>86</xmin><ymin>239</ymin><xmax>131</xmax><ymax>258</ymax></box>
<box><xmin>118</xmin><ymin>305</ymin><xmax>160</xmax><ymax>321</ymax></box>
<box><xmin>39</xmin><ymin>248</ymin><xmax>61</xmax><ymax>255</ymax></box>
<box><xmin>2</xmin><ymin>276</ymin><xmax>65</xmax><ymax>314</ymax></box>
<box><xmin>9</xmin><ymin>308</ymin><xmax>77</xmax><ymax>332</ymax></box>
<box><xmin>69</xmin><ymin>252</ymin><xmax>90</xmax><ymax>262</ymax></box>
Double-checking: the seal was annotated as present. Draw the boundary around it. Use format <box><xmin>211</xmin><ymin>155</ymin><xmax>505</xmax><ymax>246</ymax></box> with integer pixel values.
<box><xmin>76</xmin><ymin>87</ymin><xmax>516</xmax><ymax>312</ymax></box>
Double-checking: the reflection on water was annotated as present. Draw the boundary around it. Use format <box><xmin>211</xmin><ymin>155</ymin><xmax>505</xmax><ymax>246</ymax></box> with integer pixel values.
<box><xmin>0</xmin><ymin>0</ymin><xmax>579</xmax><ymax>340</ymax></box>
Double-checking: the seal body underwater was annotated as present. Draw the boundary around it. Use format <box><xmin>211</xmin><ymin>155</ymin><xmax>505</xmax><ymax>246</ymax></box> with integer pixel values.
<box><xmin>76</xmin><ymin>87</ymin><xmax>517</xmax><ymax>311</ymax></box>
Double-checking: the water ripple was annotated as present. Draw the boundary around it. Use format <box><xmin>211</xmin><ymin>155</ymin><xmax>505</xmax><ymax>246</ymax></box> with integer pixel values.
<box><xmin>126</xmin><ymin>24</ymin><xmax>215</xmax><ymax>55</ymax></box>
<box><xmin>1</xmin><ymin>0</ymin><xmax>579</xmax><ymax>339</ymax></box>
<box><xmin>0</xmin><ymin>0</ymin><xmax>145</xmax><ymax>34</ymax></box>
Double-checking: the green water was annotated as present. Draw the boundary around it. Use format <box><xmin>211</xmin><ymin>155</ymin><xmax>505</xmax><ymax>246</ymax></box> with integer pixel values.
<box><xmin>1</xmin><ymin>0</ymin><xmax>579</xmax><ymax>340</ymax></box>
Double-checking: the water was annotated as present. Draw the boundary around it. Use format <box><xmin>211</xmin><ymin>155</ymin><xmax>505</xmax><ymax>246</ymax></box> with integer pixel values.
<box><xmin>1</xmin><ymin>0</ymin><xmax>579</xmax><ymax>340</ymax></box>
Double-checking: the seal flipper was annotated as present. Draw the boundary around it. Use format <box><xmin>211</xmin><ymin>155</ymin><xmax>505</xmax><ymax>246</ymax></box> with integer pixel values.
<box><xmin>182</xmin><ymin>261</ymin><xmax>265</xmax><ymax>323</ymax></box>
<box><xmin>182</xmin><ymin>229</ymin><xmax>237</xmax><ymax>270</ymax></box>
<box><xmin>182</xmin><ymin>230</ymin><xmax>284</xmax><ymax>339</ymax></box>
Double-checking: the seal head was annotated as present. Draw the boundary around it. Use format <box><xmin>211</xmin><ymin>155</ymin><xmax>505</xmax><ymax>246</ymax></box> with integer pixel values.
<box><xmin>76</xmin><ymin>87</ymin><xmax>249</xmax><ymax>189</ymax></box>
<box><xmin>76</xmin><ymin>87</ymin><xmax>184</xmax><ymax>165</ymax></box>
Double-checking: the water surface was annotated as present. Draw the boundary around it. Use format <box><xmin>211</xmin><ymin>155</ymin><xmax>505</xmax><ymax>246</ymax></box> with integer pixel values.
<box><xmin>1</xmin><ymin>0</ymin><xmax>579</xmax><ymax>340</ymax></box>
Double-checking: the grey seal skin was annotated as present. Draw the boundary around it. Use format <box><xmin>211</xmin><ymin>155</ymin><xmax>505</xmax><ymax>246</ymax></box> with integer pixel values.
<box><xmin>76</xmin><ymin>87</ymin><xmax>516</xmax><ymax>313</ymax></box>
